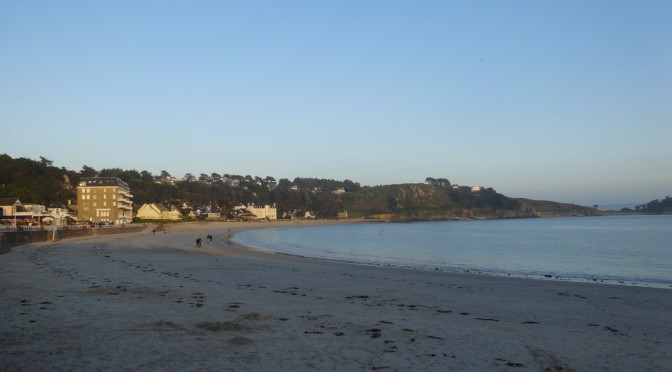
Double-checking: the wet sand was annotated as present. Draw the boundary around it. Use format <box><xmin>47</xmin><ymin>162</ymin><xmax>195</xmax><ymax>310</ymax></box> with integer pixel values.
<box><xmin>1</xmin><ymin>221</ymin><xmax>671</xmax><ymax>371</ymax></box>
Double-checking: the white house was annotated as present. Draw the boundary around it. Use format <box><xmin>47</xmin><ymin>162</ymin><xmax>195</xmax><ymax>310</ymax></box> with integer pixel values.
<box><xmin>136</xmin><ymin>203</ymin><xmax>181</xmax><ymax>220</ymax></box>
<box><xmin>244</xmin><ymin>203</ymin><xmax>277</xmax><ymax>220</ymax></box>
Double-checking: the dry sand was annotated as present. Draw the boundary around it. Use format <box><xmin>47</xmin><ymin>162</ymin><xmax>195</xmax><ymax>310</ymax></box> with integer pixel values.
<box><xmin>1</xmin><ymin>221</ymin><xmax>671</xmax><ymax>371</ymax></box>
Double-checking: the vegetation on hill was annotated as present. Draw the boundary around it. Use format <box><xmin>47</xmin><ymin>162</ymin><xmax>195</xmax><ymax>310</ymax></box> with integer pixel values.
<box><xmin>0</xmin><ymin>154</ymin><xmax>78</xmax><ymax>205</ymax></box>
<box><xmin>340</xmin><ymin>183</ymin><xmax>526</xmax><ymax>220</ymax></box>
<box><xmin>0</xmin><ymin>154</ymin><xmax>607</xmax><ymax>220</ymax></box>
<box><xmin>620</xmin><ymin>196</ymin><xmax>672</xmax><ymax>214</ymax></box>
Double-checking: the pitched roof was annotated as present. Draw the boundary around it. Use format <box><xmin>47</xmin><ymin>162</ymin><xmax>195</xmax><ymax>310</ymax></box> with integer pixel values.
<box><xmin>0</xmin><ymin>198</ymin><xmax>20</xmax><ymax>206</ymax></box>
<box><xmin>49</xmin><ymin>202</ymin><xmax>68</xmax><ymax>209</ymax></box>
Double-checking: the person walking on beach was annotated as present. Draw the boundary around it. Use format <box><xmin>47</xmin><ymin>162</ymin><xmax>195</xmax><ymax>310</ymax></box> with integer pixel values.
<box><xmin>196</xmin><ymin>237</ymin><xmax>202</xmax><ymax>247</ymax></box>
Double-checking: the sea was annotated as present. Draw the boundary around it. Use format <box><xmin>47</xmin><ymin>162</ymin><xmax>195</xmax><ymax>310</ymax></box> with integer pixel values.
<box><xmin>232</xmin><ymin>215</ymin><xmax>672</xmax><ymax>288</ymax></box>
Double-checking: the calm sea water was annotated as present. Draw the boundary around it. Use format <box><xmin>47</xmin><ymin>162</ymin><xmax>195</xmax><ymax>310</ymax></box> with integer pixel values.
<box><xmin>232</xmin><ymin>215</ymin><xmax>672</xmax><ymax>288</ymax></box>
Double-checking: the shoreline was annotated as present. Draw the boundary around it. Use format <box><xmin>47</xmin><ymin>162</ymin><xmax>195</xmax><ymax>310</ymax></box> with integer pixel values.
<box><xmin>229</xmin><ymin>219</ymin><xmax>672</xmax><ymax>290</ymax></box>
<box><xmin>1</xmin><ymin>220</ymin><xmax>671</xmax><ymax>371</ymax></box>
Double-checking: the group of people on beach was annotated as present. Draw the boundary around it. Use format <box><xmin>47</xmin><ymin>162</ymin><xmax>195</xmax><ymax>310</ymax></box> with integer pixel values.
<box><xmin>196</xmin><ymin>234</ymin><xmax>214</xmax><ymax>247</ymax></box>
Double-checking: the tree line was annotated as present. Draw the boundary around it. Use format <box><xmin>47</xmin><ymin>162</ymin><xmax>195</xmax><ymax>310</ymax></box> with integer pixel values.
<box><xmin>0</xmin><ymin>154</ymin><xmax>359</xmax><ymax>218</ymax></box>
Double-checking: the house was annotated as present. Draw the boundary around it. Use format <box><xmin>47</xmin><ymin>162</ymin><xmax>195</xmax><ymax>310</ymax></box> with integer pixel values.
<box><xmin>136</xmin><ymin>203</ymin><xmax>181</xmax><ymax>220</ymax></box>
<box><xmin>0</xmin><ymin>198</ymin><xmax>48</xmax><ymax>226</ymax></box>
<box><xmin>77</xmin><ymin>177</ymin><xmax>133</xmax><ymax>224</ymax></box>
<box><xmin>0</xmin><ymin>198</ymin><xmax>23</xmax><ymax>218</ymax></box>
<box><xmin>244</xmin><ymin>203</ymin><xmax>277</xmax><ymax>220</ymax></box>
<box><xmin>332</xmin><ymin>188</ymin><xmax>346</xmax><ymax>195</ymax></box>
<box><xmin>471</xmin><ymin>186</ymin><xmax>482</xmax><ymax>193</ymax></box>
<box><xmin>337</xmin><ymin>210</ymin><xmax>349</xmax><ymax>219</ymax></box>
<box><xmin>45</xmin><ymin>202</ymin><xmax>76</xmax><ymax>226</ymax></box>
<box><xmin>205</xmin><ymin>212</ymin><xmax>221</xmax><ymax>220</ymax></box>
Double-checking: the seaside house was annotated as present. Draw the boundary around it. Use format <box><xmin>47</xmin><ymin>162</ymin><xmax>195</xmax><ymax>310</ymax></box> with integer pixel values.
<box><xmin>0</xmin><ymin>198</ymin><xmax>25</xmax><ymax>227</ymax></box>
<box><xmin>45</xmin><ymin>202</ymin><xmax>76</xmax><ymax>226</ymax></box>
<box><xmin>0</xmin><ymin>198</ymin><xmax>50</xmax><ymax>227</ymax></box>
<box><xmin>136</xmin><ymin>203</ymin><xmax>181</xmax><ymax>221</ymax></box>
<box><xmin>77</xmin><ymin>177</ymin><xmax>133</xmax><ymax>224</ymax></box>
<box><xmin>0</xmin><ymin>198</ymin><xmax>23</xmax><ymax>218</ymax></box>
<box><xmin>248</xmin><ymin>203</ymin><xmax>277</xmax><ymax>220</ymax></box>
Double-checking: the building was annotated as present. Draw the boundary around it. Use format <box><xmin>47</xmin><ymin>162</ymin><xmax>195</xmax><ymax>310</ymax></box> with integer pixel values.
<box><xmin>136</xmin><ymin>203</ymin><xmax>181</xmax><ymax>220</ymax></box>
<box><xmin>236</xmin><ymin>203</ymin><xmax>277</xmax><ymax>220</ymax></box>
<box><xmin>77</xmin><ymin>177</ymin><xmax>133</xmax><ymax>224</ymax></box>
<box><xmin>0</xmin><ymin>198</ymin><xmax>49</xmax><ymax>227</ymax></box>
<box><xmin>45</xmin><ymin>202</ymin><xmax>76</xmax><ymax>226</ymax></box>
<box><xmin>0</xmin><ymin>198</ymin><xmax>23</xmax><ymax>218</ymax></box>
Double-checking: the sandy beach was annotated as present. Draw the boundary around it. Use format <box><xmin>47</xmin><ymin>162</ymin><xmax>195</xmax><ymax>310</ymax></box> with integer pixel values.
<box><xmin>1</xmin><ymin>221</ymin><xmax>671</xmax><ymax>371</ymax></box>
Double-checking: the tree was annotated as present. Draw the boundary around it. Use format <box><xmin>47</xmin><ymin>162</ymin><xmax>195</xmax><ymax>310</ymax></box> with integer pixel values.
<box><xmin>80</xmin><ymin>165</ymin><xmax>98</xmax><ymax>177</ymax></box>
<box><xmin>425</xmin><ymin>177</ymin><xmax>437</xmax><ymax>186</ymax></box>
<box><xmin>343</xmin><ymin>179</ymin><xmax>360</xmax><ymax>192</ymax></box>
<box><xmin>184</xmin><ymin>173</ymin><xmax>197</xmax><ymax>182</ymax></box>
<box><xmin>39</xmin><ymin>156</ymin><xmax>54</xmax><ymax>167</ymax></box>
<box><xmin>160</xmin><ymin>170</ymin><xmax>172</xmax><ymax>179</ymax></box>
<box><xmin>264</xmin><ymin>176</ymin><xmax>277</xmax><ymax>189</ymax></box>
<box><xmin>436</xmin><ymin>178</ymin><xmax>451</xmax><ymax>187</ymax></box>
<box><xmin>141</xmin><ymin>170</ymin><xmax>154</xmax><ymax>182</ymax></box>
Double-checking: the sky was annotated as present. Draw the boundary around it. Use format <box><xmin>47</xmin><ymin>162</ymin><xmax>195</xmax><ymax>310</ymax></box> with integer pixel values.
<box><xmin>1</xmin><ymin>1</ymin><xmax>670</xmax><ymax>206</ymax></box>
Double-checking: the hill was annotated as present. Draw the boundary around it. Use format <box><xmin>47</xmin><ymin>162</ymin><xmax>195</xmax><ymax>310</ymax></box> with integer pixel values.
<box><xmin>1</xmin><ymin>154</ymin><xmax>602</xmax><ymax>220</ymax></box>
<box><xmin>339</xmin><ymin>184</ymin><xmax>599</xmax><ymax>221</ymax></box>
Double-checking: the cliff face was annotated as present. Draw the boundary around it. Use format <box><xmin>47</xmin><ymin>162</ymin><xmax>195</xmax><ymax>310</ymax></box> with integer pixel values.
<box><xmin>340</xmin><ymin>184</ymin><xmax>600</xmax><ymax>221</ymax></box>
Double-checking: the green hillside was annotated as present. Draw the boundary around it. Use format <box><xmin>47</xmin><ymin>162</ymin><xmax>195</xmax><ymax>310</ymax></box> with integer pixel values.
<box><xmin>339</xmin><ymin>184</ymin><xmax>599</xmax><ymax>221</ymax></box>
<box><xmin>0</xmin><ymin>154</ymin><xmax>604</xmax><ymax>220</ymax></box>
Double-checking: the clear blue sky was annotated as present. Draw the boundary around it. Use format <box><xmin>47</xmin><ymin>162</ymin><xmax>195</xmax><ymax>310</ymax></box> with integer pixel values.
<box><xmin>2</xmin><ymin>1</ymin><xmax>670</xmax><ymax>206</ymax></box>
